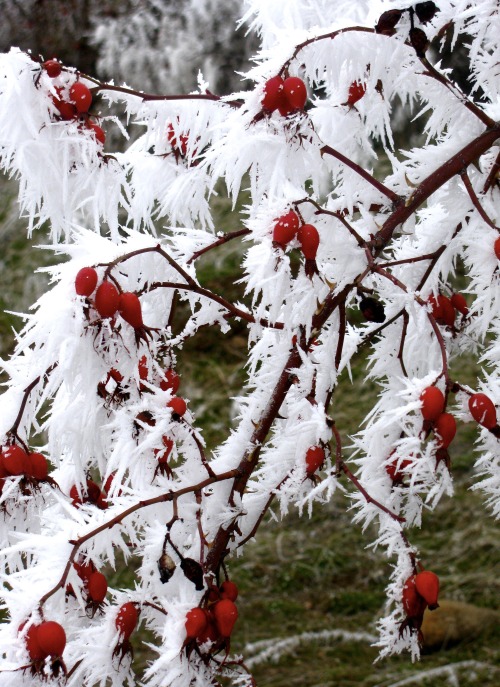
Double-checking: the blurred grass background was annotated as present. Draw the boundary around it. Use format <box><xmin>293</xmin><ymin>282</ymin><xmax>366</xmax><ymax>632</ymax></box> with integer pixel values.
<box><xmin>0</xmin><ymin>176</ymin><xmax>498</xmax><ymax>686</ymax></box>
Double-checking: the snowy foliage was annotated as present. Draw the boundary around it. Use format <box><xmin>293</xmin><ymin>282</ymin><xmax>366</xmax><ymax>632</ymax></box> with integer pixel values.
<box><xmin>0</xmin><ymin>0</ymin><xmax>499</xmax><ymax>684</ymax></box>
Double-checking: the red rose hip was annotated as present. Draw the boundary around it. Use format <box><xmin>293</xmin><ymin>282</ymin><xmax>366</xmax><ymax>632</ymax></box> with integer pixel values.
<box><xmin>262</xmin><ymin>76</ymin><xmax>285</xmax><ymax>112</ymax></box>
<box><xmin>297</xmin><ymin>224</ymin><xmax>320</xmax><ymax>260</ymax></box>
<box><xmin>118</xmin><ymin>292</ymin><xmax>143</xmax><ymax>328</ymax></box>
<box><xmin>282</xmin><ymin>76</ymin><xmax>307</xmax><ymax>110</ymax></box>
<box><xmin>75</xmin><ymin>267</ymin><xmax>98</xmax><ymax>297</ymax></box>
<box><xmin>36</xmin><ymin>621</ymin><xmax>66</xmax><ymax>657</ymax></box>
<box><xmin>468</xmin><ymin>392</ymin><xmax>497</xmax><ymax>429</ymax></box>
<box><xmin>115</xmin><ymin>602</ymin><xmax>139</xmax><ymax>639</ymax></box>
<box><xmin>420</xmin><ymin>386</ymin><xmax>445</xmax><ymax>421</ymax></box>
<box><xmin>69</xmin><ymin>81</ymin><xmax>92</xmax><ymax>113</ymax></box>
<box><xmin>95</xmin><ymin>281</ymin><xmax>120</xmax><ymax>319</ymax></box>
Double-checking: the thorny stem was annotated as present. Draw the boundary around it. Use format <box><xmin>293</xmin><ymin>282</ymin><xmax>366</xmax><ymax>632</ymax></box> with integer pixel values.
<box><xmin>102</xmin><ymin>244</ymin><xmax>197</xmax><ymax>289</ymax></box>
<box><xmin>340</xmin><ymin>463</ymin><xmax>405</xmax><ymax>523</ymax></box>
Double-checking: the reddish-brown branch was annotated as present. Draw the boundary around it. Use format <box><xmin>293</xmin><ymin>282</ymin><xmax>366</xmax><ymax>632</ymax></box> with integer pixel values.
<box><xmin>341</xmin><ymin>463</ymin><xmax>405</xmax><ymax>522</ymax></box>
<box><xmin>186</xmin><ymin>229</ymin><xmax>251</xmax><ymax>265</ymax></box>
<box><xmin>321</xmin><ymin>144</ymin><xmax>401</xmax><ymax>204</ymax></box>
<box><xmin>101</xmin><ymin>244</ymin><xmax>197</xmax><ymax>289</ymax></box>
<box><xmin>294</xmin><ymin>198</ymin><xmax>367</xmax><ymax>247</ymax></box>
<box><xmin>419</xmin><ymin>56</ymin><xmax>495</xmax><ymax>129</ymax></box>
<box><xmin>460</xmin><ymin>168</ymin><xmax>497</xmax><ymax>229</ymax></box>
<box><xmin>482</xmin><ymin>149</ymin><xmax>500</xmax><ymax>194</ymax></box>
<box><xmin>398</xmin><ymin>311</ymin><xmax>409</xmax><ymax>378</ymax></box>
<box><xmin>372</xmin><ymin>127</ymin><xmax>500</xmax><ymax>250</ymax></box>
<box><xmin>143</xmin><ymin>280</ymin><xmax>284</xmax><ymax>329</ymax></box>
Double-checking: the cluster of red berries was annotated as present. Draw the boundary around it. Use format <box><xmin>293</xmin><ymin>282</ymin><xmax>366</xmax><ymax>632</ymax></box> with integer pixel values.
<box><xmin>69</xmin><ymin>475</ymin><xmax>113</xmax><ymax>510</ymax></box>
<box><xmin>184</xmin><ymin>580</ymin><xmax>239</xmax><ymax>652</ymax></box>
<box><xmin>402</xmin><ymin>569</ymin><xmax>439</xmax><ymax>632</ymax></box>
<box><xmin>22</xmin><ymin>619</ymin><xmax>66</xmax><ymax>665</ymax></box>
<box><xmin>0</xmin><ymin>445</ymin><xmax>49</xmax><ymax>492</ymax></box>
<box><xmin>272</xmin><ymin>210</ymin><xmax>320</xmax><ymax>275</ymax></box>
<box><xmin>262</xmin><ymin>75</ymin><xmax>307</xmax><ymax>115</ymax></box>
<box><xmin>427</xmin><ymin>292</ymin><xmax>468</xmax><ymax>328</ymax></box>
<box><xmin>43</xmin><ymin>59</ymin><xmax>105</xmax><ymax>145</ymax></box>
<box><xmin>75</xmin><ymin>267</ymin><xmax>144</xmax><ymax>329</ymax></box>
<box><xmin>420</xmin><ymin>386</ymin><xmax>457</xmax><ymax>450</ymax></box>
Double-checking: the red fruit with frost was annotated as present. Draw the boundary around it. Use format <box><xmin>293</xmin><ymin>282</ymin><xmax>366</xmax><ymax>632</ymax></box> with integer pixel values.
<box><xmin>74</xmin><ymin>559</ymin><xmax>94</xmax><ymax>581</ymax></box>
<box><xmin>347</xmin><ymin>81</ymin><xmax>366</xmax><ymax>105</ymax></box>
<box><xmin>415</xmin><ymin>570</ymin><xmax>440</xmax><ymax>610</ymax></box>
<box><xmin>160</xmin><ymin>369</ymin><xmax>180</xmax><ymax>393</ymax></box>
<box><xmin>282</xmin><ymin>76</ymin><xmax>307</xmax><ymax>110</ymax></box>
<box><xmin>297</xmin><ymin>223</ymin><xmax>320</xmax><ymax>260</ymax></box>
<box><xmin>69</xmin><ymin>81</ymin><xmax>92</xmax><ymax>113</ymax></box>
<box><xmin>438</xmin><ymin>294</ymin><xmax>455</xmax><ymax>327</ymax></box>
<box><xmin>52</xmin><ymin>87</ymin><xmax>77</xmax><ymax>120</ymax></box>
<box><xmin>36</xmin><ymin>621</ymin><xmax>66</xmax><ymax>657</ymax></box>
<box><xmin>185</xmin><ymin>608</ymin><xmax>208</xmax><ymax>639</ymax></box>
<box><xmin>95</xmin><ymin>281</ymin><xmax>120</xmax><ymax>319</ymax></box>
<box><xmin>87</xmin><ymin>571</ymin><xmax>108</xmax><ymax>603</ymax></box>
<box><xmin>386</xmin><ymin>456</ymin><xmax>412</xmax><ymax>482</ymax></box>
<box><xmin>138</xmin><ymin>355</ymin><xmax>148</xmax><ymax>381</ymax></box>
<box><xmin>494</xmin><ymin>236</ymin><xmax>500</xmax><ymax>260</ymax></box>
<box><xmin>24</xmin><ymin>624</ymin><xmax>47</xmax><ymax>661</ymax></box>
<box><xmin>115</xmin><ymin>602</ymin><xmax>139</xmax><ymax>639</ymax></box>
<box><xmin>213</xmin><ymin>599</ymin><xmax>238</xmax><ymax>637</ymax></box>
<box><xmin>118</xmin><ymin>292</ymin><xmax>143</xmax><ymax>328</ymax></box>
<box><xmin>402</xmin><ymin>575</ymin><xmax>426</xmax><ymax>618</ymax></box>
<box><xmin>43</xmin><ymin>59</ymin><xmax>62</xmax><ymax>78</ymax></box>
<box><xmin>468</xmin><ymin>393</ymin><xmax>497</xmax><ymax>429</ymax></box>
<box><xmin>28</xmin><ymin>452</ymin><xmax>49</xmax><ymax>480</ymax></box>
<box><xmin>428</xmin><ymin>294</ymin><xmax>443</xmax><ymax>320</ymax></box>
<box><xmin>220</xmin><ymin>580</ymin><xmax>239</xmax><ymax>601</ymax></box>
<box><xmin>305</xmin><ymin>446</ymin><xmax>325</xmax><ymax>475</ymax></box>
<box><xmin>168</xmin><ymin>396</ymin><xmax>187</xmax><ymax>417</ymax></box>
<box><xmin>75</xmin><ymin>267</ymin><xmax>98</xmax><ymax>297</ymax></box>
<box><xmin>2</xmin><ymin>445</ymin><xmax>29</xmax><ymax>476</ymax></box>
<box><xmin>434</xmin><ymin>412</ymin><xmax>457</xmax><ymax>448</ymax></box>
<box><xmin>262</xmin><ymin>76</ymin><xmax>285</xmax><ymax>111</ymax></box>
<box><xmin>420</xmin><ymin>386</ymin><xmax>445</xmax><ymax>421</ymax></box>
<box><xmin>450</xmin><ymin>293</ymin><xmax>468</xmax><ymax>316</ymax></box>
<box><xmin>87</xmin><ymin>120</ymin><xmax>106</xmax><ymax>145</ymax></box>
<box><xmin>273</xmin><ymin>211</ymin><xmax>300</xmax><ymax>247</ymax></box>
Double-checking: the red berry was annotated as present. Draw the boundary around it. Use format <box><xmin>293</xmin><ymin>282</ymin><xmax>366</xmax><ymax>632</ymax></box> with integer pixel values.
<box><xmin>347</xmin><ymin>81</ymin><xmax>366</xmax><ymax>105</ymax></box>
<box><xmin>196</xmin><ymin>617</ymin><xmax>218</xmax><ymax>646</ymax></box>
<box><xmin>402</xmin><ymin>575</ymin><xmax>426</xmax><ymax>618</ymax></box>
<box><xmin>415</xmin><ymin>570</ymin><xmax>439</xmax><ymax>610</ymax></box>
<box><xmin>273</xmin><ymin>211</ymin><xmax>300</xmax><ymax>247</ymax></box>
<box><xmin>494</xmin><ymin>236</ymin><xmax>500</xmax><ymax>260</ymax></box>
<box><xmin>450</xmin><ymin>293</ymin><xmax>468</xmax><ymax>316</ymax></box>
<box><xmin>69</xmin><ymin>81</ymin><xmax>92</xmax><ymax>113</ymax></box>
<box><xmin>74</xmin><ymin>559</ymin><xmax>94</xmax><ymax>581</ymax></box>
<box><xmin>24</xmin><ymin>624</ymin><xmax>47</xmax><ymax>661</ymax></box>
<box><xmin>43</xmin><ymin>59</ymin><xmax>62</xmax><ymax>78</ymax></box>
<box><xmin>468</xmin><ymin>393</ymin><xmax>497</xmax><ymax>429</ymax></box>
<box><xmin>86</xmin><ymin>479</ymin><xmax>102</xmax><ymax>504</ymax></box>
<box><xmin>2</xmin><ymin>445</ymin><xmax>29</xmax><ymax>476</ymax></box>
<box><xmin>52</xmin><ymin>88</ymin><xmax>77</xmax><ymax>120</ymax></box>
<box><xmin>213</xmin><ymin>599</ymin><xmax>238</xmax><ymax>637</ymax></box>
<box><xmin>297</xmin><ymin>224</ymin><xmax>320</xmax><ymax>260</ymax></box>
<box><xmin>109</xmin><ymin>368</ymin><xmax>123</xmax><ymax>384</ymax></box>
<box><xmin>282</xmin><ymin>76</ymin><xmax>307</xmax><ymax>110</ymax></box>
<box><xmin>262</xmin><ymin>76</ymin><xmax>285</xmax><ymax>111</ymax></box>
<box><xmin>420</xmin><ymin>386</ymin><xmax>445</xmax><ymax>421</ymax></box>
<box><xmin>36</xmin><ymin>621</ymin><xmax>66</xmax><ymax>657</ymax></box>
<box><xmin>95</xmin><ymin>281</ymin><xmax>120</xmax><ymax>319</ymax></box>
<box><xmin>434</xmin><ymin>413</ymin><xmax>457</xmax><ymax>448</ymax></box>
<box><xmin>87</xmin><ymin>571</ymin><xmax>108</xmax><ymax>603</ymax></box>
<box><xmin>118</xmin><ymin>292</ymin><xmax>143</xmax><ymax>328</ymax></box>
<box><xmin>305</xmin><ymin>446</ymin><xmax>325</xmax><ymax>475</ymax></box>
<box><xmin>220</xmin><ymin>580</ymin><xmax>239</xmax><ymax>601</ymax></box>
<box><xmin>75</xmin><ymin>267</ymin><xmax>98</xmax><ymax>297</ymax></box>
<box><xmin>438</xmin><ymin>295</ymin><xmax>455</xmax><ymax>327</ymax></box>
<box><xmin>167</xmin><ymin>396</ymin><xmax>187</xmax><ymax>417</ymax></box>
<box><xmin>427</xmin><ymin>294</ymin><xmax>443</xmax><ymax>321</ymax></box>
<box><xmin>115</xmin><ymin>602</ymin><xmax>139</xmax><ymax>639</ymax></box>
<box><xmin>160</xmin><ymin>369</ymin><xmax>180</xmax><ymax>393</ymax></box>
<box><xmin>28</xmin><ymin>452</ymin><xmax>49</xmax><ymax>480</ymax></box>
<box><xmin>87</xmin><ymin>120</ymin><xmax>106</xmax><ymax>145</ymax></box>
<box><xmin>386</xmin><ymin>456</ymin><xmax>412</xmax><ymax>482</ymax></box>
<box><xmin>185</xmin><ymin>608</ymin><xmax>208</xmax><ymax>639</ymax></box>
<box><xmin>138</xmin><ymin>355</ymin><xmax>148</xmax><ymax>381</ymax></box>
